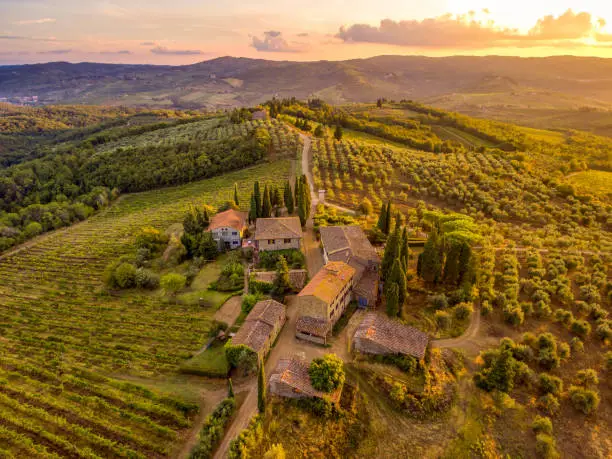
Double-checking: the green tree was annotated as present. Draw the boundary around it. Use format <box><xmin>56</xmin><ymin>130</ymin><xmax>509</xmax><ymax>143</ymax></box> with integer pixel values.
<box><xmin>228</xmin><ymin>378</ymin><xmax>234</xmax><ymax>398</ymax></box>
<box><xmin>417</xmin><ymin>230</ymin><xmax>444</xmax><ymax>284</ymax></box>
<box><xmin>384</xmin><ymin>202</ymin><xmax>393</xmax><ymax>235</ymax></box>
<box><xmin>249</xmin><ymin>193</ymin><xmax>258</xmax><ymax>223</ymax></box>
<box><xmin>273</xmin><ymin>256</ymin><xmax>291</xmax><ymax>294</ymax></box>
<box><xmin>264</xmin><ymin>444</ymin><xmax>286</xmax><ymax>459</ymax></box>
<box><xmin>314</xmin><ymin>125</ymin><xmax>324</xmax><ymax>137</ymax></box>
<box><xmin>272</xmin><ymin>186</ymin><xmax>283</xmax><ymax>208</ymax></box>
<box><xmin>114</xmin><ymin>262</ymin><xmax>137</xmax><ymax>289</ymax></box>
<box><xmin>387</xmin><ymin>259</ymin><xmax>407</xmax><ymax>307</ymax></box>
<box><xmin>253</xmin><ymin>181</ymin><xmax>262</xmax><ymax>218</ymax></box>
<box><xmin>258</xmin><ymin>363</ymin><xmax>266</xmax><ymax>413</ymax></box>
<box><xmin>233</xmin><ymin>183</ymin><xmax>240</xmax><ymax>207</ymax></box>
<box><xmin>386</xmin><ymin>282</ymin><xmax>399</xmax><ymax>317</ymax></box>
<box><xmin>262</xmin><ymin>184</ymin><xmax>272</xmax><ymax>218</ymax></box>
<box><xmin>376</xmin><ymin>203</ymin><xmax>388</xmax><ymax>234</ymax></box>
<box><xmin>160</xmin><ymin>273</ymin><xmax>186</xmax><ymax>297</ymax></box>
<box><xmin>381</xmin><ymin>225</ymin><xmax>400</xmax><ymax>281</ymax></box>
<box><xmin>334</xmin><ymin>125</ymin><xmax>343</xmax><ymax>141</ymax></box>
<box><xmin>399</xmin><ymin>226</ymin><xmax>411</xmax><ymax>273</ymax></box>
<box><xmin>284</xmin><ymin>181</ymin><xmax>294</xmax><ymax>214</ymax></box>
<box><xmin>309</xmin><ymin>354</ymin><xmax>345</xmax><ymax>392</ymax></box>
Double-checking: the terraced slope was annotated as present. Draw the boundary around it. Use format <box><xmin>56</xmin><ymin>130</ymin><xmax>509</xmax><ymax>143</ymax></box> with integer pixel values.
<box><xmin>0</xmin><ymin>160</ymin><xmax>291</xmax><ymax>457</ymax></box>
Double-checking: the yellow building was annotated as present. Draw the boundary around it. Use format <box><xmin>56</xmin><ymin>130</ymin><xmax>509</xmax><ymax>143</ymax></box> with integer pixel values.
<box><xmin>295</xmin><ymin>261</ymin><xmax>355</xmax><ymax>344</ymax></box>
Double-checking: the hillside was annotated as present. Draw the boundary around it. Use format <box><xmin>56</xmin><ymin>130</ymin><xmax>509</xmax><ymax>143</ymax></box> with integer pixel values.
<box><xmin>3</xmin><ymin>56</ymin><xmax>612</xmax><ymax>120</ymax></box>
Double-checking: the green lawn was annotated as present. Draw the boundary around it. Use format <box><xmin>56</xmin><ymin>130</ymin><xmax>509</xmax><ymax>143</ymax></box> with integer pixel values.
<box><xmin>180</xmin><ymin>341</ymin><xmax>229</xmax><ymax>377</ymax></box>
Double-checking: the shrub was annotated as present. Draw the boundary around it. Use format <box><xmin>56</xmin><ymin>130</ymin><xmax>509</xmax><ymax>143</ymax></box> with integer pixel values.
<box><xmin>309</xmin><ymin>354</ymin><xmax>345</xmax><ymax>393</ymax></box>
<box><xmin>568</xmin><ymin>386</ymin><xmax>600</xmax><ymax>414</ymax></box>
<box><xmin>481</xmin><ymin>301</ymin><xmax>492</xmax><ymax>316</ymax></box>
<box><xmin>263</xmin><ymin>444</ymin><xmax>286</xmax><ymax>459</ymax></box>
<box><xmin>453</xmin><ymin>302</ymin><xmax>473</xmax><ymax>320</ymax></box>
<box><xmin>434</xmin><ymin>310</ymin><xmax>451</xmax><ymax>329</ymax></box>
<box><xmin>160</xmin><ymin>273</ymin><xmax>186</xmax><ymax>296</ymax></box>
<box><xmin>537</xmin><ymin>394</ymin><xmax>560</xmax><ymax>415</ymax></box>
<box><xmin>557</xmin><ymin>343</ymin><xmax>570</xmax><ymax>361</ymax></box>
<box><xmin>114</xmin><ymin>262</ymin><xmax>137</xmax><ymax>289</ymax></box>
<box><xmin>229</xmin><ymin>415</ymin><xmax>264</xmax><ymax>459</ymax></box>
<box><xmin>604</xmin><ymin>351</ymin><xmax>612</xmax><ymax>372</ymax></box>
<box><xmin>538</xmin><ymin>373</ymin><xmax>563</xmax><ymax>396</ymax></box>
<box><xmin>570</xmin><ymin>337</ymin><xmax>584</xmax><ymax>353</ymax></box>
<box><xmin>553</xmin><ymin>308</ymin><xmax>574</xmax><ymax>325</ymax></box>
<box><xmin>189</xmin><ymin>397</ymin><xmax>236</xmax><ymax>458</ymax></box>
<box><xmin>504</xmin><ymin>306</ymin><xmax>524</xmax><ymax>326</ymax></box>
<box><xmin>595</xmin><ymin>322</ymin><xmax>612</xmax><ymax>341</ymax></box>
<box><xmin>135</xmin><ymin>268</ymin><xmax>160</xmax><ymax>289</ymax></box>
<box><xmin>532</xmin><ymin>415</ymin><xmax>553</xmax><ymax>435</ymax></box>
<box><xmin>570</xmin><ymin>320</ymin><xmax>591</xmax><ymax>337</ymax></box>
<box><xmin>575</xmin><ymin>369</ymin><xmax>599</xmax><ymax>388</ymax></box>
<box><xmin>428</xmin><ymin>293</ymin><xmax>449</xmax><ymax>310</ymax></box>
<box><xmin>474</xmin><ymin>348</ymin><xmax>518</xmax><ymax>393</ymax></box>
<box><xmin>241</xmin><ymin>293</ymin><xmax>261</xmax><ymax>314</ymax></box>
<box><xmin>535</xmin><ymin>434</ymin><xmax>559</xmax><ymax>459</ymax></box>
<box><xmin>225</xmin><ymin>343</ymin><xmax>258</xmax><ymax>374</ymax></box>
<box><xmin>536</xmin><ymin>333</ymin><xmax>560</xmax><ymax>370</ymax></box>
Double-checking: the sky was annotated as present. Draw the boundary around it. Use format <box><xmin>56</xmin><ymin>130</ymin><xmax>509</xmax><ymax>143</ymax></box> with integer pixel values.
<box><xmin>1</xmin><ymin>0</ymin><xmax>612</xmax><ymax>65</ymax></box>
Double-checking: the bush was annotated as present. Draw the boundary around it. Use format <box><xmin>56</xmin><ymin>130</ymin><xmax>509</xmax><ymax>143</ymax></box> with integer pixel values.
<box><xmin>135</xmin><ymin>268</ymin><xmax>160</xmax><ymax>289</ymax></box>
<box><xmin>504</xmin><ymin>306</ymin><xmax>524</xmax><ymax>326</ymax></box>
<box><xmin>553</xmin><ymin>308</ymin><xmax>574</xmax><ymax>325</ymax></box>
<box><xmin>309</xmin><ymin>354</ymin><xmax>345</xmax><ymax>393</ymax></box>
<box><xmin>434</xmin><ymin>310</ymin><xmax>451</xmax><ymax>329</ymax></box>
<box><xmin>537</xmin><ymin>394</ymin><xmax>560</xmax><ymax>415</ymax></box>
<box><xmin>241</xmin><ymin>293</ymin><xmax>261</xmax><ymax>314</ymax></box>
<box><xmin>258</xmin><ymin>249</ymin><xmax>305</xmax><ymax>269</ymax></box>
<box><xmin>570</xmin><ymin>320</ymin><xmax>591</xmax><ymax>337</ymax></box>
<box><xmin>453</xmin><ymin>302</ymin><xmax>473</xmax><ymax>320</ymax></box>
<box><xmin>595</xmin><ymin>322</ymin><xmax>612</xmax><ymax>341</ymax></box>
<box><xmin>428</xmin><ymin>293</ymin><xmax>449</xmax><ymax>310</ymax></box>
<box><xmin>225</xmin><ymin>343</ymin><xmax>258</xmax><ymax>374</ymax></box>
<box><xmin>114</xmin><ymin>262</ymin><xmax>137</xmax><ymax>289</ymax></box>
<box><xmin>538</xmin><ymin>373</ymin><xmax>563</xmax><ymax>396</ymax></box>
<box><xmin>604</xmin><ymin>351</ymin><xmax>612</xmax><ymax>372</ymax></box>
<box><xmin>570</xmin><ymin>337</ymin><xmax>584</xmax><ymax>353</ymax></box>
<box><xmin>575</xmin><ymin>369</ymin><xmax>599</xmax><ymax>388</ymax></box>
<box><xmin>160</xmin><ymin>273</ymin><xmax>187</xmax><ymax>296</ymax></box>
<box><xmin>189</xmin><ymin>397</ymin><xmax>236</xmax><ymax>458</ymax></box>
<box><xmin>568</xmin><ymin>386</ymin><xmax>600</xmax><ymax>414</ymax></box>
<box><xmin>535</xmin><ymin>434</ymin><xmax>559</xmax><ymax>459</ymax></box>
<box><xmin>532</xmin><ymin>415</ymin><xmax>553</xmax><ymax>435</ymax></box>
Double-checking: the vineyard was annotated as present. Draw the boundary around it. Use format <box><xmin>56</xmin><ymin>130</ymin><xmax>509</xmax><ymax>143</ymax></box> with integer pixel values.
<box><xmin>0</xmin><ymin>160</ymin><xmax>291</xmax><ymax>457</ymax></box>
<box><xmin>310</xmin><ymin>137</ymin><xmax>611</xmax><ymax>252</ymax></box>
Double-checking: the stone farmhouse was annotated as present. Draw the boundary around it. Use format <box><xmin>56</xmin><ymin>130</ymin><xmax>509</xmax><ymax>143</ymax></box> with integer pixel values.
<box><xmin>319</xmin><ymin>225</ymin><xmax>380</xmax><ymax>307</ymax></box>
<box><xmin>230</xmin><ymin>299</ymin><xmax>286</xmax><ymax>362</ymax></box>
<box><xmin>353</xmin><ymin>312</ymin><xmax>429</xmax><ymax>361</ymax></box>
<box><xmin>208</xmin><ymin>209</ymin><xmax>248</xmax><ymax>250</ymax></box>
<box><xmin>295</xmin><ymin>261</ymin><xmax>355</xmax><ymax>344</ymax></box>
<box><xmin>254</xmin><ymin>217</ymin><xmax>303</xmax><ymax>252</ymax></box>
<box><xmin>269</xmin><ymin>356</ymin><xmax>342</xmax><ymax>403</ymax></box>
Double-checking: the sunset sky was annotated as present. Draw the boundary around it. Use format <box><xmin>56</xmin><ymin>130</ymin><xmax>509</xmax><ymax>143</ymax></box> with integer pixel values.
<box><xmin>2</xmin><ymin>0</ymin><xmax>612</xmax><ymax>65</ymax></box>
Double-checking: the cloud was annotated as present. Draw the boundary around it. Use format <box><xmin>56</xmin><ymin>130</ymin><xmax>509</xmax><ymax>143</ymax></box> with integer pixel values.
<box><xmin>37</xmin><ymin>49</ymin><xmax>71</xmax><ymax>55</ymax></box>
<box><xmin>14</xmin><ymin>18</ymin><xmax>56</xmax><ymax>25</ymax></box>
<box><xmin>99</xmin><ymin>50</ymin><xmax>132</xmax><ymax>55</ymax></box>
<box><xmin>528</xmin><ymin>10</ymin><xmax>594</xmax><ymax>40</ymax></box>
<box><xmin>252</xmin><ymin>30</ymin><xmax>305</xmax><ymax>52</ymax></box>
<box><xmin>150</xmin><ymin>46</ymin><xmax>203</xmax><ymax>55</ymax></box>
<box><xmin>336</xmin><ymin>9</ymin><xmax>610</xmax><ymax>48</ymax></box>
<box><xmin>140</xmin><ymin>41</ymin><xmax>156</xmax><ymax>46</ymax></box>
<box><xmin>297</xmin><ymin>33</ymin><xmax>309</xmax><ymax>37</ymax></box>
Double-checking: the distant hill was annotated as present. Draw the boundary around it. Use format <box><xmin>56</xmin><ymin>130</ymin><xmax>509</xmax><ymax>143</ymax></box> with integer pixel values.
<box><xmin>2</xmin><ymin>55</ymin><xmax>612</xmax><ymax>116</ymax></box>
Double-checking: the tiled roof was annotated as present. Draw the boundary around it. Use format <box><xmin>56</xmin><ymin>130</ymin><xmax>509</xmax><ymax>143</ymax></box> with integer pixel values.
<box><xmin>231</xmin><ymin>299</ymin><xmax>285</xmax><ymax>353</ymax></box>
<box><xmin>353</xmin><ymin>270</ymin><xmax>379</xmax><ymax>303</ymax></box>
<box><xmin>296</xmin><ymin>316</ymin><xmax>330</xmax><ymax>337</ymax></box>
<box><xmin>254</xmin><ymin>217</ymin><xmax>302</xmax><ymax>240</ymax></box>
<box><xmin>209</xmin><ymin>209</ymin><xmax>248</xmax><ymax>231</ymax></box>
<box><xmin>354</xmin><ymin>312</ymin><xmax>429</xmax><ymax>360</ymax></box>
<box><xmin>320</xmin><ymin>226</ymin><xmax>380</xmax><ymax>267</ymax></box>
<box><xmin>269</xmin><ymin>357</ymin><xmax>342</xmax><ymax>402</ymax></box>
<box><xmin>252</xmin><ymin>270</ymin><xmax>308</xmax><ymax>290</ymax></box>
<box><xmin>298</xmin><ymin>261</ymin><xmax>355</xmax><ymax>305</ymax></box>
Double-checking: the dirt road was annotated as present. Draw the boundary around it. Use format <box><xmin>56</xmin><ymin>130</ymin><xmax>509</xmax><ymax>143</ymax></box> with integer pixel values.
<box><xmin>431</xmin><ymin>308</ymin><xmax>497</xmax><ymax>356</ymax></box>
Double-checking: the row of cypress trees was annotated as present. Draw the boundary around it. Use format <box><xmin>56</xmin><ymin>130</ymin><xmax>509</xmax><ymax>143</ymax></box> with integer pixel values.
<box><xmin>247</xmin><ymin>175</ymin><xmax>311</xmax><ymax>225</ymax></box>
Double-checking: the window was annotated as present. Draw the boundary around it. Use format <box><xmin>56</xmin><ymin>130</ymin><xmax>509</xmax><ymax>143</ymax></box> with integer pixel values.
<box><xmin>232</xmin><ymin>231</ymin><xmax>238</xmax><ymax>236</ymax></box>
<box><xmin>268</xmin><ymin>239</ymin><xmax>275</xmax><ymax>244</ymax></box>
<box><xmin>284</xmin><ymin>238</ymin><xmax>291</xmax><ymax>243</ymax></box>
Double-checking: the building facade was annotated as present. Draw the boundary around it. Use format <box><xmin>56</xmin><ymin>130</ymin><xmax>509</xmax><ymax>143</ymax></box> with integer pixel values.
<box><xmin>254</xmin><ymin>217</ymin><xmax>303</xmax><ymax>252</ymax></box>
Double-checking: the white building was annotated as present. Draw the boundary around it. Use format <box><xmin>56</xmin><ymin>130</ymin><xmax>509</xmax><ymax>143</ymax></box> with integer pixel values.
<box><xmin>208</xmin><ymin>209</ymin><xmax>248</xmax><ymax>250</ymax></box>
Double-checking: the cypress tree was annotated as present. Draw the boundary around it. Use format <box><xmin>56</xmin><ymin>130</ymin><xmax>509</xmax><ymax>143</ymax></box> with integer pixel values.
<box><xmin>258</xmin><ymin>363</ymin><xmax>266</xmax><ymax>414</ymax></box>
<box><xmin>233</xmin><ymin>183</ymin><xmax>240</xmax><ymax>207</ymax></box>
<box><xmin>386</xmin><ymin>283</ymin><xmax>399</xmax><ymax>317</ymax></box>
<box><xmin>273</xmin><ymin>186</ymin><xmax>283</xmax><ymax>208</ymax></box>
<box><xmin>443</xmin><ymin>242</ymin><xmax>462</xmax><ymax>286</ymax></box>
<box><xmin>387</xmin><ymin>259</ymin><xmax>407</xmax><ymax>307</ymax></box>
<box><xmin>376</xmin><ymin>204</ymin><xmax>387</xmax><ymax>234</ymax></box>
<box><xmin>419</xmin><ymin>230</ymin><xmax>444</xmax><ymax>284</ymax></box>
<box><xmin>384</xmin><ymin>201</ymin><xmax>393</xmax><ymax>235</ymax></box>
<box><xmin>399</xmin><ymin>226</ymin><xmax>411</xmax><ymax>273</ymax></box>
<box><xmin>228</xmin><ymin>378</ymin><xmax>234</xmax><ymax>398</ymax></box>
<box><xmin>249</xmin><ymin>193</ymin><xmax>258</xmax><ymax>223</ymax></box>
<box><xmin>262</xmin><ymin>184</ymin><xmax>272</xmax><ymax>218</ymax></box>
<box><xmin>301</xmin><ymin>174</ymin><xmax>311</xmax><ymax>210</ymax></box>
<box><xmin>334</xmin><ymin>125</ymin><xmax>343</xmax><ymax>141</ymax></box>
<box><xmin>284</xmin><ymin>181</ymin><xmax>294</xmax><ymax>214</ymax></box>
<box><xmin>254</xmin><ymin>181</ymin><xmax>262</xmax><ymax>218</ymax></box>
<box><xmin>294</xmin><ymin>177</ymin><xmax>300</xmax><ymax>209</ymax></box>
<box><xmin>381</xmin><ymin>225</ymin><xmax>400</xmax><ymax>281</ymax></box>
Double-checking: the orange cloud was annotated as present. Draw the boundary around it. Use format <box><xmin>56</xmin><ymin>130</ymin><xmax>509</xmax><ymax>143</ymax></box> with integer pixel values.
<box><xmin>337</xmin><ymin>9</ymin><xmax>609</xmax><ymax>48</ymax></box>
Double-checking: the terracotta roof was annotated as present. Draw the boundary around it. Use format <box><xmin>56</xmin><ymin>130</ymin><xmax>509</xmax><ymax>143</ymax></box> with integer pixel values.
<box><xmin>354</xmin><ymin>313</ymin><xmax>429</xmax><ymax>360</ymax></box>
<box><xmin>254</xmin><ymin>217</ymin><xmax>302</xmax><ymax>240</ymax></box>
<box><xmin>298</xmin><ymin>261</ymin><xmax>355</xmax><ymax>305</ymax></box>
<box><xmin>320</xmin><ymin>226</ymin><xmax>380</xmax><ymax>267</ymax></box>
<box><xmin>231</xmin><ymin>299</ymin><xmax>285</xmax><ymax>353</ymax></box>
<box><xmin>296</xmin><ymin>316</ymin><xmax>330</xmax><ymax>337</ymax></box>
<box><xmin>209</xmin><ymin>209</ymin><xmax>247</xmax><ymax>231</ymax></box>
<box><xmin>269</xmin><ymin>357</ymin><xmax>342</xmax><ymax>402</ymax></box>
<box><xmin>252</xmin><ymin>269</ymin><xmax>308</xmax><ymax>290</ymax></box>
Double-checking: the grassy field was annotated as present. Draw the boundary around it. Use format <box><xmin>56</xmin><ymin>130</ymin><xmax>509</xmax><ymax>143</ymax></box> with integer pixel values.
<box><xmin>515</xmin><ymin>125</ymin><xmax>566</xmax><ymax>144</ymax></box>
<box><xmin>567</xmin><ymin>170</ymin><xmax>612</xmax><ymax>196</ymax></box>
<box><xmin>0</xmin><ymin>160</ymin><xmax>291</xmax><ymax>457</ymax></box>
